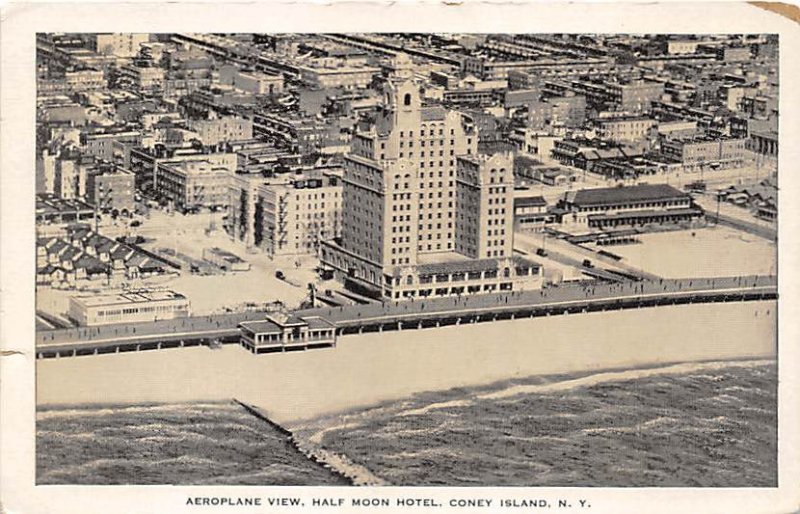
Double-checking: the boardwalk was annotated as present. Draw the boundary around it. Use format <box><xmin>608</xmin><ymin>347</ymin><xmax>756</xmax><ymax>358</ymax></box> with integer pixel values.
<box><xmin>300</xmin><ymin>275</ymin><xmax>776</xmax><ymax>327</ymax></box>
<box><xmin>36</xmin><ymin>275</ymin><xmax>777</xmax><ymax>358</ymax></box>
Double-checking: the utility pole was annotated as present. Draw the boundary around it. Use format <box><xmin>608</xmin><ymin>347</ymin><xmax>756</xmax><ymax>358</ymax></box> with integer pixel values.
<box><xmin>542</xmin><ymin>229</ymin><xmax>547</xmax><ymax>254</ymax></box>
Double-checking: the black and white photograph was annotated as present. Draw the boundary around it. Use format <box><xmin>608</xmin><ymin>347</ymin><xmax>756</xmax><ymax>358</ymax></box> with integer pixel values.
<box><xmin>2</xmin><ymin>2</ymin><xmax>799</xmax><ymax>513</ymax></box>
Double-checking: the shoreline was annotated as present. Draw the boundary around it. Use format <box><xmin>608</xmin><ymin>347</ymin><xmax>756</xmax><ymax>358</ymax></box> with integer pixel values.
<box><xmin>37</xmin><ymin>300</ymin><xmax>777</xmax><ymax>424</ymax></box>
<box><xmin>36</xmin><ymin>356</ymin><xmax>777</xmax><ymax>414</ymax></box>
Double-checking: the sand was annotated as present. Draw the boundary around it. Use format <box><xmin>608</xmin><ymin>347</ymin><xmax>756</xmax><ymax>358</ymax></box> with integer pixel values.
<box><xmin>37</xmin><ymin>300</ymin><xmax>776</xmax><ymax>424</ymax></box>
<box><xmin>597</xmin><ymin>226</ymin><xmax>776</xmax><ymax>278</ymax></box>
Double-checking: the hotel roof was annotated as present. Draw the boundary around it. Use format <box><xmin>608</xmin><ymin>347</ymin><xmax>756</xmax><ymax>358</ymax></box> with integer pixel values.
<box><xmin>413</xmin><ymin>255</ymin><xmax>541</xmax><ymax>276</ymax></box>
<box><xmin>421</xmin><ymin>106</ymin><xmax>447</xmax><ymax>121</ymax></box>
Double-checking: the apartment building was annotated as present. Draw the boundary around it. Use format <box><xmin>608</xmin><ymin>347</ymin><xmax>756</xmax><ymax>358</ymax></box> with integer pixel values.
<box><xmin>296</xmin><ymin>60</ymin><xmax>381</xmax><ymax>89</ymax></box>
<box><xmin>597</xmin><ymin>116</ymin><xmax>657</xmax><ymax>143</ymax></box>
<box><xmin>85</xmin><ymin>164</ymin><xmax>135</xmax><ymax>214</ymax></box>
<box><xmin>64</xmin><ymin>68</ymin><xmax>106</xmax><ymax>92</ymax></box>
<box><xmin>154</xmin><ymin>157</ymin><xmax>236</xmax><ymax>212</ymax></box>
<box><xmin>92</xmin><ymin>33</ymin><xmax>150</xmax><ymax>58</ymax></box>
<box><xmin>660</xmin><ymin>136</ymin><xmax>749</xmax><ymax>171</ymax></box>
<box><xmin>188</xmin><ymin>116</ymin><xmax>254</xmax><ymax>147</ymax></box>
<box><xmin>82</xmin><ymin>130</ymin><xmax>143</xmax><ymax>161</ymax></box>
<box><xmin>227</xmin><ymin>169</ymin><xmax>344</xmax><ymax>257</ymax></box>
<box><xmin>218</xmin><ymin>65</ymin><xmax>285</xmax><ymax>95</ymax></box>
<box><xmin>120</xmin><ymin>63</ymin><xmax>165</xmax><ymax>92</ymax></box>
<box><xmin>40</xmin><ymin>150</ymin><xmax>95</xmax><ymax>200</ymax></box>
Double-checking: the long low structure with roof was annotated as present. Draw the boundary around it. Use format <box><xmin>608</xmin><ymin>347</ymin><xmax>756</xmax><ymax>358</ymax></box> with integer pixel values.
<box><xmin>382</xmin><ymin>254</ymin><xmax>544</xmax><ymax>300</ymax></box>
<box><xmin>557</xmin><ymin>183</ymin><xmax>704</xmax><ymax>231</ymax></box>
<box><xmin>68</xmin><ymin>289</ymin><xmax>190</xmax><ymax>326</ymax></box>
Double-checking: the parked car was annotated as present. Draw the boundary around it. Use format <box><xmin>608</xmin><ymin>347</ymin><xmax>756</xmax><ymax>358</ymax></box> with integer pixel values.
<box><xmin>536</xmin><ymin>248</ymin><xmax>548</xmax><ymax>257</ymax></box>
<box><xmin>275</xmin><ymin>270</ymin><xmax>285</xmax><ymax>280</ymax></box>
<box><xmin>582</xmin><ymin>259</ymin><xmax>593</xmax><ymax>268</ymax></box>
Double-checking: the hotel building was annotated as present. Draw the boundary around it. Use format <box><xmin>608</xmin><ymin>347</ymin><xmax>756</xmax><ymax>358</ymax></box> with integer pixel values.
<box><xmin>321</xmin><ymin>79</ymin><xmax>543</xmax><ymax>300</ymax></box>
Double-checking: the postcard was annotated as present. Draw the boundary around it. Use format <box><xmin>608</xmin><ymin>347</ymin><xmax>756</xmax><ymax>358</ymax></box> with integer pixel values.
<box><xmin>1</xmin><ymin>2</ymin><xmax>798</xmax><ymax>513</ymax></box>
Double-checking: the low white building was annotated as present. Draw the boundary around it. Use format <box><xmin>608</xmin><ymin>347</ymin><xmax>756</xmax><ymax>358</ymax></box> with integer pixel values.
<box><xmin>68</xmin><ymin>289</ymin><xmax>190</xmax><ymax>326</ymax></box>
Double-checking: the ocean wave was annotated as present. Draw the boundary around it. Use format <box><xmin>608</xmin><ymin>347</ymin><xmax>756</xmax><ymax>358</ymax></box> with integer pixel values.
<box><xmin>381</xmin><ymin>448</ymin><xmax>460</xmax><ymax>460</ymax></box>
<box><xmin>400</xmin><ymin>399</ymin><xmax>472</xmax><ymax>417</ymax></box>
<box><xmin>503</xmin><ymin>434</ymin><xmax>572</xmax><ymax>444</ymax></box>
<box><xmin>191</xmin><ymin>463</ymin><xmax>319</xmax><ymax>485</ymax></box>
<box><xmin>740</xmin><ymin>407</ymin><xmax>772</xmax><ymax>415</ymax></box>
<box><xmin>480</xmin><ymin>360</ymin><xmax>772</xmax><ymax>401</ymax></box>
<box><xmin>307</xmin><ymin>421</ymin><xmax>363</xmax><ymax>445</ymax></box>
<box><xmin>707</xmin><ymin>394</ymin><xmax>745</xmax><ymax>405</ymax></box>
<box><xmin>37</xmin><ymin>430</ymin><xmax>96</xmax><ymax>440</ymax></box>
<box><xmin>37</xmin><ymin>402</ymin><xmax>235</xmax><ymax>421</ymax></box>
<box><xmin>39</xmin><ymin>455</ymin><xmax>219</xmax><ymax>480</ymax></box>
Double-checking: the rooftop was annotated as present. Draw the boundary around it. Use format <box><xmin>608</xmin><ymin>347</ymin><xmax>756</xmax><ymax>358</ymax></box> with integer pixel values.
<box><xmin>515</xmin><ymin>196</ymin><xmax>547</xmax><ymax>207</ymax></box>
<box><xmin>71</xmin><ymin>289</ymin><xmax>187</xmax><ymax>308</ymax></box>
<box><xmin>412</xmin><ymin>255</ymin><xmax>541</xmax><ymax>276</ymax></box>
<box><xmin>587</xmin><ymin>207</ymin><xmax>702</xmax><ymax>221</ymax></box>
<box><xmin>570</xmin><ymin>184</ymin><xmax>689</xmax><ymax>206</ymax></box>
<box><xmin>36</xmin><ymin>195</ymin><xmax>94</xmax><ymax>214</ymax></box>
<box><xmin>240</xmin><ymin>313</ymin><xmax>333</xmax><ymax>334</ymax></box>
<box><xmin>421</xmin><ymin>105</ymin><xmax>447</xmax><ymax>121</ymax></box>
<box><xmin>239</xmin><ymin>319</ymin><xmax>283</xmax><ymax>335</ymax></box>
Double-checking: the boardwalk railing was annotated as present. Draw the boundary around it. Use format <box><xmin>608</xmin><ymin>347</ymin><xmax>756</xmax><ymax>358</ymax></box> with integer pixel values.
<box><xmin>36</xmin><ymin>275</ymin><xmax>777</xmax><ymax>359</ymax></box>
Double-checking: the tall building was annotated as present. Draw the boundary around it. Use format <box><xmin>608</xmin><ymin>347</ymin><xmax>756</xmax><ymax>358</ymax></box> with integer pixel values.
<box><xmin>335</xmin><ymin>80</ymin><xmax>478</xmax><ymax>270</ymax></box>
<box><xmin>321</xmin><ymin>80</ymin><xmax>543</xmax><ymax>300</ymax></box>
<box><xmin>454</xmin><ymin>153</ymin><xmax>514</xmax><ymax>259</ymax></box>
<box><xmin>41</xmin><ymin>150</ymin><xmax>92</xmax><ymax>200</ymax></box>
<box><xmin>227</xmin><ymin>168</ymin><xmax>343</xmax><ymax>257</ymax></box>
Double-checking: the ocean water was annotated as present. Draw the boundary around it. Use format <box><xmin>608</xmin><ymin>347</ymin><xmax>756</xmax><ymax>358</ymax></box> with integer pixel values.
<box><xmin>36</xmin><ymin>360</ymin><xmax>777</xmax><ymax>487</ymax></box>
<box><xmin>36</xmin><ymin>402</ymin><xmax>348</xmax><ymax>485</ymax></box>
<box><xmin>294</xmin><ymin>360</ymin><xmax>778</xmax><ymax>487</ymax></box>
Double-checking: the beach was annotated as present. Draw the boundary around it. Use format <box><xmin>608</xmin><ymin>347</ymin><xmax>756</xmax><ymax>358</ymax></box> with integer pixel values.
<box><xmin>37</xmin><ymin>300</ymin><xmax>776</xmax><ymax>424</ymax></box>
<box><xmin>590</xmin><ymin>226</ymin><xmax>777</xmax><ymax>279</ymax></box>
